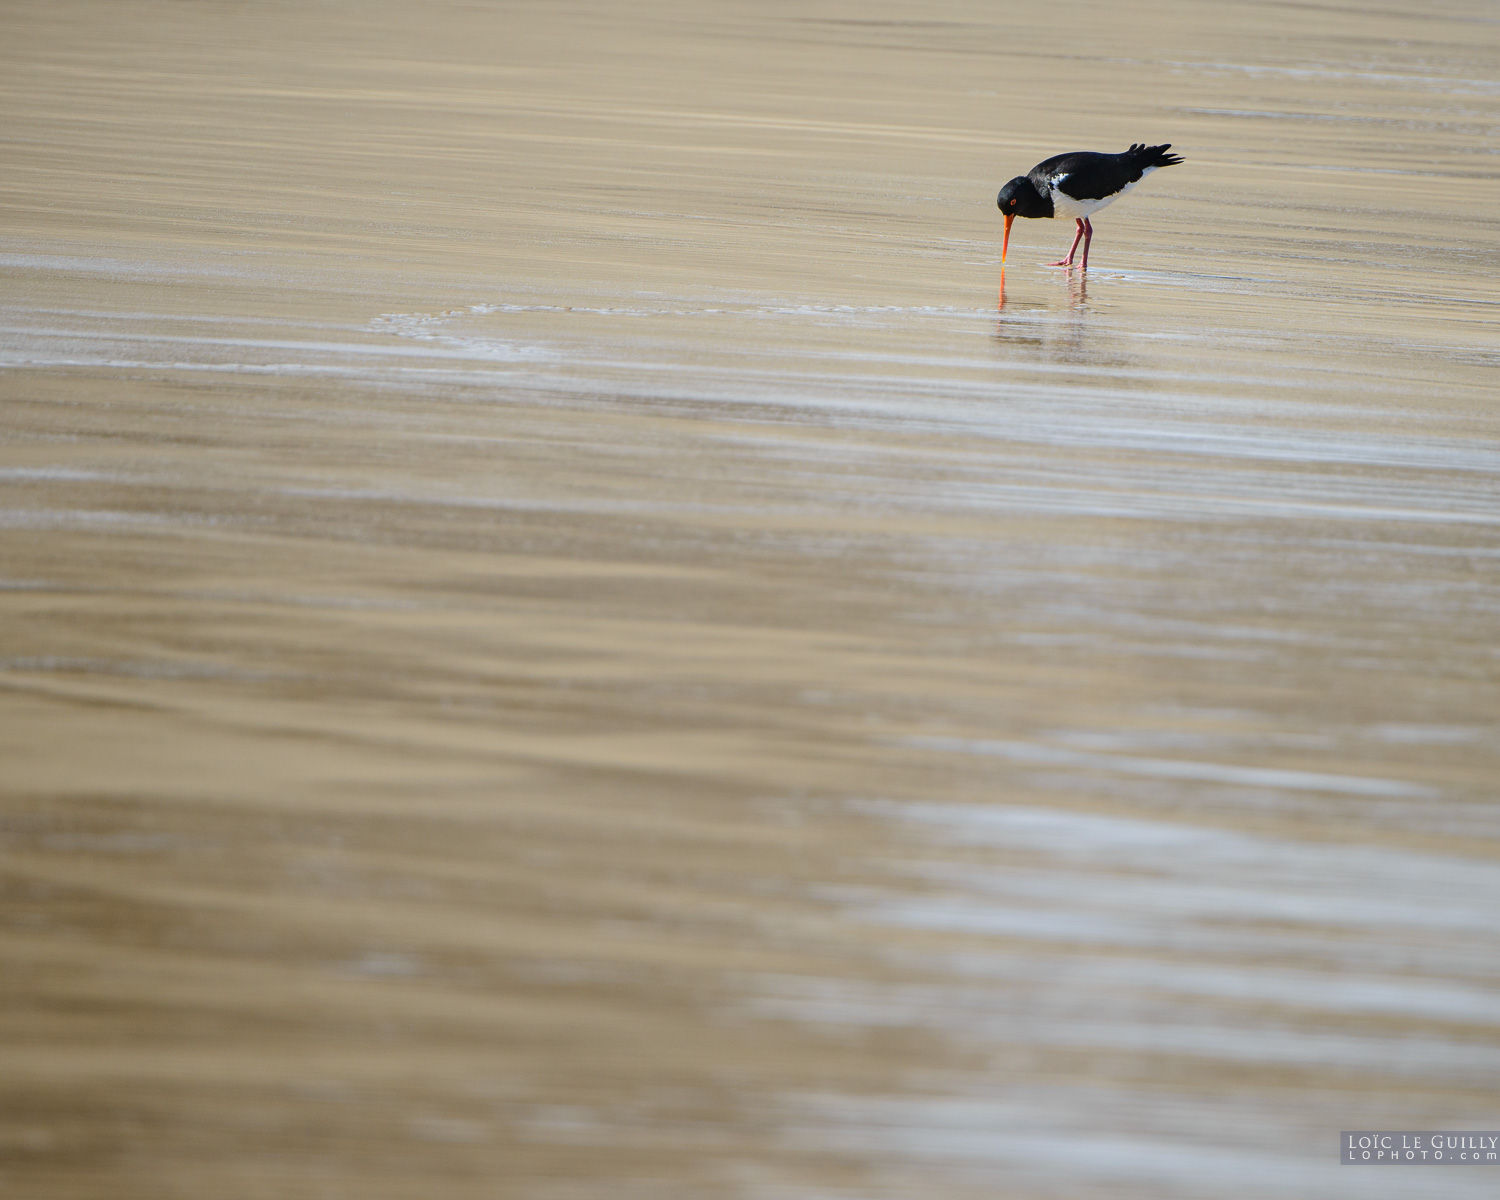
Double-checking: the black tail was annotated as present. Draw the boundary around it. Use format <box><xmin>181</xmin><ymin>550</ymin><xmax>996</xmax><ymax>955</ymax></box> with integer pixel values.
<box><xmin>1126</xmin><ymin>142</ymin><xmax>1183</xmax><ymax>168</ymax></box>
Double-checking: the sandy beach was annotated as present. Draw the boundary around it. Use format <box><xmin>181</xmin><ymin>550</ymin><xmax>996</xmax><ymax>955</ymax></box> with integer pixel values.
<box><xmin>3</xmin><ymin>1</ymin><xmax>1499</xmax><ymax>1196</ymax></box>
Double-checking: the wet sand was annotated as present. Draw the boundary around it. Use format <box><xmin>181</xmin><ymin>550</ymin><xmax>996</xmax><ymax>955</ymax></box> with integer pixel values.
<box><xmin>3</xmin><ymin>1</ymin><xmax>1500</xmax><ymax>1197</ymax></box>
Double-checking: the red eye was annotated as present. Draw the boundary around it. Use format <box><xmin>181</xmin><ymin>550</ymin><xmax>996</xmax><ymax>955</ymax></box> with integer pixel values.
<box><xmin>1009</xmin><ymin>199</ymin><xmax>1016</xmax><ymax>206</ymax></box>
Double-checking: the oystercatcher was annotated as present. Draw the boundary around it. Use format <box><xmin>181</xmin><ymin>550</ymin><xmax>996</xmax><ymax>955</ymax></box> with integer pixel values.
<box><xmin>997</xmin><ymin>143</ymin><xmax>1183</xmax><ymax>269</ymax></box>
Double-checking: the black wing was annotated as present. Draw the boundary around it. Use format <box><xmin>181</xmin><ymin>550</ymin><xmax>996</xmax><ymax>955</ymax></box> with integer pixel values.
<box><xmin>1028</xmin><ymin>144</ymin><xmax>1183</xmax><ymax>202</ymax></box>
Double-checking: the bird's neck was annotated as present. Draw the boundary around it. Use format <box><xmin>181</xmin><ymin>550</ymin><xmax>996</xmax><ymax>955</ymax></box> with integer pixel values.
<box><xmin>1017</xmin><ymin>180</ymin><xmax>1054</xmax><ymax>219</ymax></box>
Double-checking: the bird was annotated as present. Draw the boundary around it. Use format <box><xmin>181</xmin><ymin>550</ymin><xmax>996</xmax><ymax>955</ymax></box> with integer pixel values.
<box><xmin>997</xmin><ymin>143</ymin><xmax>1183</xmax><ymax>269</ymax></box>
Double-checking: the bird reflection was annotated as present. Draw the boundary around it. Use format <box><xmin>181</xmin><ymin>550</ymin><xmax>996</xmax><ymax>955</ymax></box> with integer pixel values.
<box><xmin>993</xmin><ymin>267</ymin><xmax>1100</xmax><ymax>364</ymax></box>
<box><xmin>1064</xmin><ymin>267</ymin><xmax>1088</xmax><ymax>309</ymax></box>
<box><xmin>997</xmin><ymin>266</ymin><xmax>1089</xmax><ymax>314</ymax></box>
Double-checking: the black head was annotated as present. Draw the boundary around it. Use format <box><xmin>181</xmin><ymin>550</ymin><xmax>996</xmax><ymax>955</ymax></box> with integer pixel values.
<box><xmin>996</xmin><ymin>176</ymin><xmax>1049</xmax><ymax>219</ymax></box>
<box><xmin>996</xmin><ymin>175</ymin><xmax>1049</xmax><ymax>263</ymax></box>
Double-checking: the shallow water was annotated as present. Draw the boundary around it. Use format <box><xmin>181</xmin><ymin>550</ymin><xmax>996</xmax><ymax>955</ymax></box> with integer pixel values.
<box><xmin>3</xmin><ymin>1</ymin><xmax>1499</xmax><ymax>1197</ymax></box>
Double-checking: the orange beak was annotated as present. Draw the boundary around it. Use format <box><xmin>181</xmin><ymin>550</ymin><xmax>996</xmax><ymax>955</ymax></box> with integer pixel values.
<box><xmin>1002</xmin><ymin>212</ymin><xmax>1014</xmax><ymax>263</ymax></box>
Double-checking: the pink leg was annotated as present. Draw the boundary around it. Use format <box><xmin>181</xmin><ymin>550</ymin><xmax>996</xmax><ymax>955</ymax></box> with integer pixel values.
<box><xmin>1048</xmin><ymin>219</ymin><xmax>1086</xmax><ymax>267</ymax></box>
<box><xmin>1079</xmin><ymin>218</ymin><xmax>1093</xmax><ymax>270</ymax></box>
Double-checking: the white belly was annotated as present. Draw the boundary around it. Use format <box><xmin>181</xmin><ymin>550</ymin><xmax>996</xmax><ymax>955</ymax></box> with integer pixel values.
<box><xmin>1048</xmin><ymin>188</ymin><xmax>1116</xmax><ymax>219</ymax></box>
<box><xmin>1046</xmin><ymin>165</ymin><xmax>1154</xmax><ymax>220</ymax></box>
